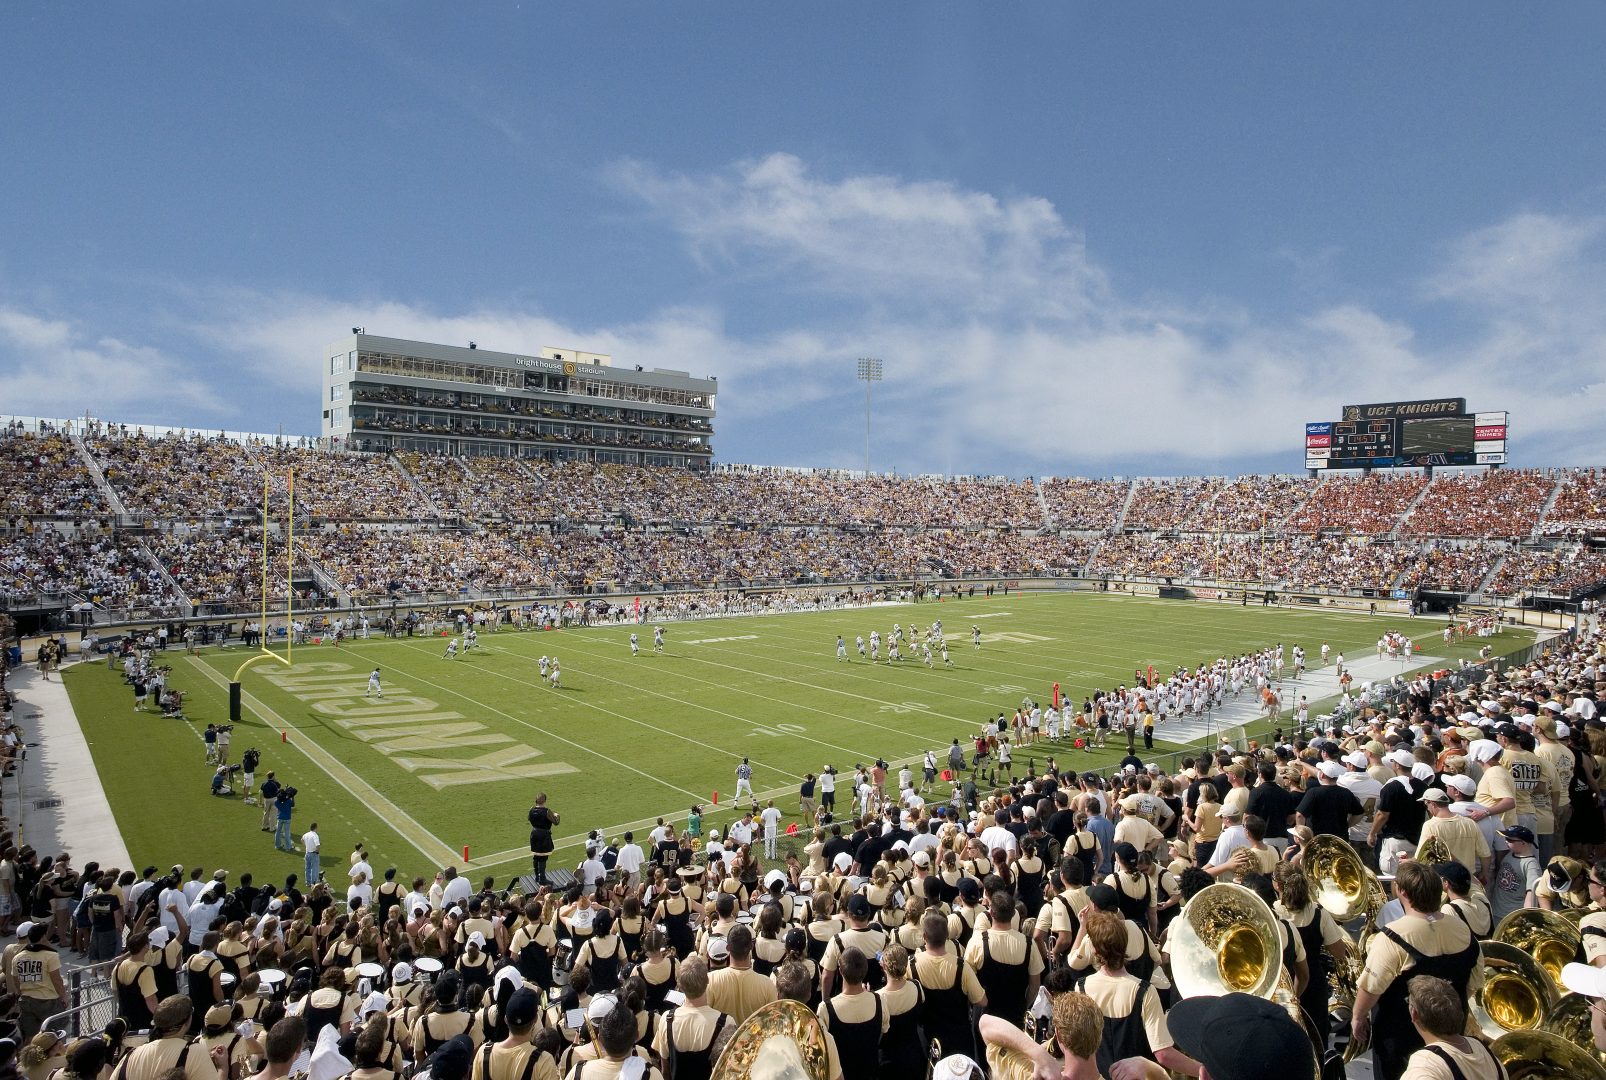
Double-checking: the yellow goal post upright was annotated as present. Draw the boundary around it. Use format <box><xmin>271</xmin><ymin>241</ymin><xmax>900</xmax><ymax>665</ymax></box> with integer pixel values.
<box><xmin>229</xmin><ymin>469</ymin><xmax>294</xmax><ymax>724</ymax></box>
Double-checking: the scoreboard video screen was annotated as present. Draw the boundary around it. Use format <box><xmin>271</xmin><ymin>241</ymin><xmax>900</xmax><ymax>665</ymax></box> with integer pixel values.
<box><xmin>1305</xmin><ymin>399</ymin><xmax>1507</xmax><ymax>469</ymax></box>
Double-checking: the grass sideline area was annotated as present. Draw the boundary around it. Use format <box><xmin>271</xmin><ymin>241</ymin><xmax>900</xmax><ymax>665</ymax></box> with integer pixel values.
<box><xmin>64</xmin><ymin>592</ymin><xmax>1526</xmax><ymax>888</ymax></box>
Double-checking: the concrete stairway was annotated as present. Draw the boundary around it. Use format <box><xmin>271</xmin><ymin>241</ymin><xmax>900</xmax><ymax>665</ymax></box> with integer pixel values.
<box><xmin>67</xmin><ymin>430</ymin><xmax>131</xmax><ymax>518</ymax></box>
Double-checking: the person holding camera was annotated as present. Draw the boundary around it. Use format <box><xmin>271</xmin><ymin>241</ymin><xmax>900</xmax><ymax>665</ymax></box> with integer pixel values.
<box><xmin>240</xmin><ymin>750</ymin><xmax>260</xmax><ymax>804</ymax></box>
<box><xmin>273</xmin><ymin>787</ymin><xmax>296</xmax><ymax>853</ymax></box>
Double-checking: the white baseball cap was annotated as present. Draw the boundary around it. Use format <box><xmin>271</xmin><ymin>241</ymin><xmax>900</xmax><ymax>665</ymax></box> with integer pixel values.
<box><xmin>1563</xmin><ymin>962</ymin><xmax>1606</xmax><ymax>999</ymax></box>
<box><xmin>1318</xmin><ymin>762</ymin><xmax>1345</xmax><ymax>779</ymax></box>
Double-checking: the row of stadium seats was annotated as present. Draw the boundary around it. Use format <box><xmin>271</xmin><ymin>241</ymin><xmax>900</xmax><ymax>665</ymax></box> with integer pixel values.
<box><xmin>5</xmin><ymin>520</ymin><xmax>1604</xmax><ymax>618</ymax></box>
<box><xmin>6</xmin><ymin>429</ymin><xmax>1604</xmax><ymax>535</ymax></box>
<box><xmin>2</xmin><ymin>429</ymin><xmax>1604</xmax><ymax>616</ymax></box>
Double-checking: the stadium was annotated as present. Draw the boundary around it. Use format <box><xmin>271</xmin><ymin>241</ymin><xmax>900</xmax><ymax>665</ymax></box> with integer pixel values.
<box><xmin>4</xmin><ymin>10</ymin><xmax>1606</xmax><ymax>1080</ymax></box>
<box><xmin>1</xmin><ymin>333</ymin><xmax>1603</xmax><ymax>1077</ymax></box>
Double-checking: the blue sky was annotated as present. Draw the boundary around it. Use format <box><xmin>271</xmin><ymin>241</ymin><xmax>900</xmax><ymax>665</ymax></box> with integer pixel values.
<box><xmin>3</xmin><ymin>5</ymin><xmax>1604</xmax><ymax>476</ymax></box>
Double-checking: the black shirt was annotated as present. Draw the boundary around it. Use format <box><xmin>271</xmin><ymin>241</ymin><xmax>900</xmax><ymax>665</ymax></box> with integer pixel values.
<box><xmin>87</xmin><ymin>890</ymin><xmax>121</xmax><ymax>932</ymax></box>
<box><xmin>1246</xmin><ymin>782</ymin><xmax>1300</xmax><ymax>839</ymax></box>
<box><xmin>1046</xmin><ymin>809</ymin><xmax>1079</xmax><ymax>845</ymax></box>
<box><xmin>1295</xmin><ymin>784</ymin><xmax>1365</xmax><ymax>838</ymax></box>
<box><xmin>822</xmin><ymin>837</ymin><xmax>853</xmax><ymax>865</ymax></box>
<box><xmin>1376</xmin><ymin>778</ymin><xmax>1428</xmax><ymax>843</ymax></box>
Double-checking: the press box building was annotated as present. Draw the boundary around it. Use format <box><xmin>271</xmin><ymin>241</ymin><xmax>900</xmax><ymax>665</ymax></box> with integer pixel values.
<box><xmin>321</xmin><ymin>333</ymin><xmax>716</xmax><ymax>468</ymax></box>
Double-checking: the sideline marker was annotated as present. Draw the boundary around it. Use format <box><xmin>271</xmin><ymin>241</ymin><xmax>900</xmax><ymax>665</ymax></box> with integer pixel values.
<box><xmin>463</xmin><ymin>845</ymin><xmax>470</xmax><ymax>863</ymax></box>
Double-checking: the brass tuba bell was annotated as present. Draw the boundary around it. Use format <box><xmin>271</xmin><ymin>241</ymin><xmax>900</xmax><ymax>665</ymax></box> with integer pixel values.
<box><xmin>1472</xmin><ymin>941</ymin><xmax>1559</xmax><ymax>1039</ymax></box>
<box><xmin>1302</xmin><ymin>834</ymin><xmax>1382</xmax><ymax>924</ymax></box>
<box><xmin>1169</xmin><ymin>882</ymin><xmax>1284</xmax><ymax>1001</ymax></box>
<box><xmin>710</xmin><ymin>998</ymin><xmax>832</xmax><ymax>1080</ymax></box>
<box><xmin>1544</xmin><ymin>993</ymin><xmax>1606</xmax><ymax>1071</ymax></box>
<box><xmin>1414</xmin><ymin>834</ymin><xmax>1453</xmax><ymax>866</ymax></box>
<box><xmin>1494</xmin><ymin>908</ymin><xmax>1583</xmax><ymax>991</ymax></box>
<box><xmin>1490</xmin><ymin>1028</ymin><xmax>1606</xmax><ymax>1080</ymax></box>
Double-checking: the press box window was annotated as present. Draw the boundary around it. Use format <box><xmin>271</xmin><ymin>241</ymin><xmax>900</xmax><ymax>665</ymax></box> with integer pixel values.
<box><xmin>331</xmin><ymin>355</ymin><xmax>345</xmax><ymax>374</ymax></box>
<box><xmin>331</xmin><ymin>385</ymin><xmax>345</xmax><ymax>401</ymax></box>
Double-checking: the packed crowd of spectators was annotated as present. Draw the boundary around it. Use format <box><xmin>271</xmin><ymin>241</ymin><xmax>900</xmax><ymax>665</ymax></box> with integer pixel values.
<box><xmin>1038</xmin><ymin>477</ymin><xmax>1130</xmax><ymax>530</ymax></box>
<box><xmin>1399</xmin><ymin>469</ymin><xmax>1556</xmax><ymax>539</ymax></box>
<box><xmin>145</xmin><ymin>527</ymin><xmax>300</xmax><ymax>607</ymax></box>
<box><xmin>18</xmin><ymin>614</ymin><xmax>1606</xmax><ymax>1080</ymax></box>
<box><xmin>92</xmin><ymin>433</ymin><xmax>284</xmax><ymax>520</ymax></box>
<box><xmin>0</xmin><ymin>432</ymin><xmax>106</xmax><ymax>520</ymax></box>
<box><xmin>1285</xmin><ymin>473</ymin><xmax>1429</xmax><ymax>534</ymax></box>
<box><xmin>1</xmin><ymin>434</ymin><xmax>1603</xmax><ymax>605</ymax></box>
<box><xmin>1543</xmin><ymin>468</ymin><xmax>1606</xmax><ymax>535</ymax></box>
<box><xmin>1488</xmin><ymin>545</ymin><xmax>1606</xmax><ymax>597</ymax></box>
<box><xmin>1396</xmin><ymin>543</ymin><xmax>1496</xmax><ymax>592</ymax></box>
<box><xmin>0</xmin><ymin>526</ymin><xmax>181</xmax><ymax>613</ymax></box>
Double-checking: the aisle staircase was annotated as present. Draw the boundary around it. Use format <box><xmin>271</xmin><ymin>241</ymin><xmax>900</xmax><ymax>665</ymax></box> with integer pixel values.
<box><xmin>1389</xmin><ymin>478</ymin><xmax>1437</xmax><ymax>539</ymax></box>
<box><xmin>67</xmin><ymin>430</ymin><xmax>130</xmax><ymax>518</ymax></box>
<box><xmin>134</xmin><ymin>535</ymin><xmax>193</xmax><ymax>612</ymax></box>
<box><xmin>302</xmin><ymin>553</ymin><xmax>354</xmax><ymax>608</ymax></box>
<box><xmin>389</xmin><ymin>454</ymin><xmax>447</xmax><ymax>519</ymax></box>
<box><xmin>1474</xmin><ymin>550</ymin><xmax>1510</xmax><ymax>597</ymax></box>
<box><xmin>1113</xmin><ymin>480</ymin><xmax>1139</xmax><ymax>531</ymax></box>
<box><xmin>1532</xmin><ymin>478</ymin><xmax>1565</xmax><ymax>539</ymax></box>
<box><xmin>1033</xmin><ymin>479</ymin><xmax>1055</xmax><ymax>528</ymax></box>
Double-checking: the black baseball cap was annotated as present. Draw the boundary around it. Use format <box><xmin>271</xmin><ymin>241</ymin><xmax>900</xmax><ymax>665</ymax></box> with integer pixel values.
<box><xmin>1167</xmin><ymin>994</ymin><xmax>1315</xmax><ymax>1080</ymax></box>
<box><xmin>1085</xmin><ymin>884</ymin><xmax>1119</xmax><ymax>912</ymax></box>
<box><xmin>1498</xmin><ymin>825</ymin><xmax>1536</xmax><ymax>845</ymax></box>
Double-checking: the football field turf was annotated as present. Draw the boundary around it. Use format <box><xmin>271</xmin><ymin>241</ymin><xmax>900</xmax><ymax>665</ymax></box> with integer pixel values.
<box><xmin>65</xmin><ymin>592</ymin><xmax>1526</xmax><ymax>887</ymax></box>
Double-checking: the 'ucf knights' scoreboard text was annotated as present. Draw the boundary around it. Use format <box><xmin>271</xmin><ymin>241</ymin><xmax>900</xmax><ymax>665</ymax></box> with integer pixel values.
<box><xmin>1304</xmin><ymin>398</ymin><xmax>1509</xmax><ymax>469</ymax></box>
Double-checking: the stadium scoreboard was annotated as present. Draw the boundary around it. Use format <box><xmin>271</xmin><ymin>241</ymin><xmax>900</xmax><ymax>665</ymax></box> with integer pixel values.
<box><xmin>1304</xmin><ymin>398</ymin><xmax>1507</xmax><ymax>469</ymax></box>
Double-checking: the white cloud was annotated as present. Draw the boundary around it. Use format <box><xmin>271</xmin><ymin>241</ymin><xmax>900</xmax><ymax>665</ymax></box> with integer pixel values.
<box><xmin>0</xmin><ymin>307</ymin><xmax>228</xmax><ymax>423</ymax></box>
<box><xmin>8</xmin><ymin>158</ymin><xmax>1604</xmax><ymax>474</ymax></box>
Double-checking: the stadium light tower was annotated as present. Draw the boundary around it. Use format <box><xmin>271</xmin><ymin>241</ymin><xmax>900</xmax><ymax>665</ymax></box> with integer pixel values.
<box><xmin>856</xmin><ymin>357</ymin><xmax>883</xmax><ymax>476</ymax></box>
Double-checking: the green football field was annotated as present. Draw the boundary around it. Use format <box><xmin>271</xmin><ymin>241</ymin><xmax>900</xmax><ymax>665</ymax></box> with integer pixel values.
<box><xmin>65</xmin><ymin>592</ymin><xmax>1526</xmax><ymax>888</ymax></box>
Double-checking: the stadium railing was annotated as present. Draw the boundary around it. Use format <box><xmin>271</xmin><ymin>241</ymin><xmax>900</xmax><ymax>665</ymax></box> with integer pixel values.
<box><xmin>41</xmin><ymin>957</ymin><xmax>120</xmax><ymax>1038</ymax></box>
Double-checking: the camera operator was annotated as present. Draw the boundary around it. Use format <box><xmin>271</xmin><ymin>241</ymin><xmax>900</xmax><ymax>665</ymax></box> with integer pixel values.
<box><xmin>215</xmin><ymin>724</ymin><xmax>233</xmax><ymax>766</ymax></box>
<box><xmin>272</xmin><ymin>787</ymin><xmax>297</xmax><ymax>854</ymax></box>
<box><xmin>240</xmin><ymin>750</ymin><xmax>260</xmax><ymax>804</ymax></box>
<box><xmin>211</xmin><ymin>764</ymin><xmax>241</xmax><ymax>798</ymax></box>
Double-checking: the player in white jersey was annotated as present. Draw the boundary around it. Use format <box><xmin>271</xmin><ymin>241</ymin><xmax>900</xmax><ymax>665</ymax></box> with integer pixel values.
<box><xmin>443</xmin><ymin>637</ymin><xmax>459</xmax><ymax>659</ymax></box>
<box><xmin>549</xmin><ymin>659</ymin><xmax>561</xmax><ymax>689</ymax></box>
<box><xmin>465</xmin><ymin>627</ymin><xmax>478</xmax><ymax>651</ymax></box>
<box><xmin>539</xmin><ymin>655</ymin><xmax>549</xmax><ymax>678</ymax></box>
<box><xmin>888</xmin><ymin>639</ymin><xmax>901</xmax><ymax>663</ymax></box>
<box><xmin>921</xmin><ymin>642</ymin><xmax>933</xmax><ymax>667</ymax></box>
<box><xmin>367</xmin><ymin>667</ymin><xmax>383</xmax><ymax>699</ymax></box>
<box><xmin>1293</xmin><ymin>646</ymin><xmax>1305</xmax><ymax>678</ymax></box>
<box><xmin>654</xmin><ymin>626</ymin><xmax>665</xmax><ymax>653</ymax></box>
<box><xmin>855</xmin><ymin>635</ymin><xmax>866</xmax><ymax>658</ymax></box>
<box><xmin>940</xmin><ymin>640</ymin><xmax>951</xmax><ymax>666</ymax></box>
<box><xmin>630</xmin><ymin>632</ymin><xmax>640</xmax><ymax>656</ymax></box>
<box><xmin>972</xmin><ymin>625</ymin><xmax>981</xmax><ymax>649</ymax></box>
<box><xmin>1320</xmin><ymin>641</ymin><xmax>1331</xmax><ymax>666</ymax></box>
<box><xmin>836</xmin><ymin>636</ymin><xmax>847</xmax><ymax>662</ymax></box>
<box><xmin>869</xmin><ymin>633</ymin><xmax>880</xmax><ymax>661</ymax></box>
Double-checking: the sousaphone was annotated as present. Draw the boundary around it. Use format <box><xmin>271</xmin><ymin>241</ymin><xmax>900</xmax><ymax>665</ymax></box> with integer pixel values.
<box><xmin>1472</xmin><ymin>941</ymin><xmax>1558</xmax><ymax>1039</ymax></box>
<box><xmin>1302</xmin><ymin>834</ymin><xmax>1382</xmax><ymax>925</ymax></box>
<box><xmin>1544</xmin><ymin>993</ymin><xmax>1606</xmax><ymax>1071</ymax></box>
<box><xmin>1414</xmin><ymin>834</ymin><xmax>1453</xmax><ymax>866</ymax></box>
<box><xmin>711</xmin><ymin>998</ymin><xmax>832</xmax><ymax>1080</ymax></box>
<box><xmin>1169</xmin><ymin>882</ymin><xmax>1283</xmax><ymax>1000</ymax></box>
<box><xmin>1491</xmin><ymin>1029</ymin><xmax>1606</xmax><ymax>1080</ymax></box>
<box><xmin>1494</xmin><ymin>908</ymin><xmax>1583</xmax><ymax>991</ymax></box>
